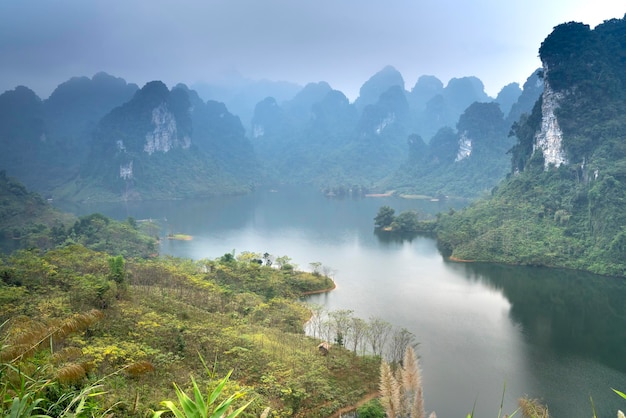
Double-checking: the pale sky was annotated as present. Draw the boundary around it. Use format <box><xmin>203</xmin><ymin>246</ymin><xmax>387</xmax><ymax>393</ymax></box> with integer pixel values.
<box><xmin>0</xmin><ymin>0</ymin><xmax>624</xmax><ymax>101</ymax></box>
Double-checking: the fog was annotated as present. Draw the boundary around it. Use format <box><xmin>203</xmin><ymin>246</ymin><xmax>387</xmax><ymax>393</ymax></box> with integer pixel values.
<box><xmin>0</xmin><ymin>0</ymin><xmax>624</xmax><ymax>100</ymax></box>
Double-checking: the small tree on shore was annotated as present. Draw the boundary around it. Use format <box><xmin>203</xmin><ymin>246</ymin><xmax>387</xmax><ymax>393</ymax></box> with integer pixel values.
<box><xmin>374</xmin><ymin>206</ymin><xmax>396</xmax><ymax>228</ymax></box>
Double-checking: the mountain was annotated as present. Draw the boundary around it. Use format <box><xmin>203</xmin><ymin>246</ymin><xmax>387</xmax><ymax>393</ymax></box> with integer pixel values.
<box><xmin>353</xmin><ymin>65</ymin><xmax>405</xmax><ymax>112</ymax></box>
<box><xmin>0</xmin><ymin>73</ymin><xmax>138</xmax><ymax>195</ymax></box>
<box><xmin>494</xmin><ymin>82</ymin><xmax>522</xmax><ymax>117</ymax></box>
<box><xmin>43</xmin><ymin>72</ymin><xmax>138</xmax><ymax>160</ymax></box>
<box><xmin>246</xmin><ymin>66</ymin><xmax>512</xmax><ymax>192</ymax></box>
<box><xmin>0</xmin><ymin>86</ymin><xmax>47</xmax><ymax>190</ymax></box>
<box><xmin>408</xmin><ymin>75</ymin><xmax>444</xmax><ymax>111</ymax></box>
<box><xmin>505</xmin><ymin>69</ymin><xmax>543</xmax><ymax>128</ymax></box>
<box><xmin>384</xmin><ymin>101</ymin><xmax>512</xmax><ymax>197</ymax></box>
<box><xmin>65</xmin><ymin>81</ymin><xmax>256</xmax><ymax>201</ymax></box>
<box><xmin>191</xmin><ymin>72</ymin><xmax>301</xmax><ymax>135</ymax></box>
<box><xmin>0</xmin><ymin>67</ymin><xmax>526</xmax><ymax>201</ymax></box>
<box><xmin>174</xmin><ymin>84</ymin><xmax>258</xmax><ymax>182</ymax></box>
<box><xmin>410</xmin><ymin>75</ymin><xmax>493</xmax><ymax>141</ymax></box>
<box><xmin>436</xmin><ymin>15</ymin><xmax>626</xmax><ymax>277</ymax></box>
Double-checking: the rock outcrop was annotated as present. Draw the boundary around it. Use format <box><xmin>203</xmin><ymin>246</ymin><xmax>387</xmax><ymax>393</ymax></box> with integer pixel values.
<box><xmin>533</xmin><ymin>70</ymin><xmax>567</xmax><ymax>168</ymax></box>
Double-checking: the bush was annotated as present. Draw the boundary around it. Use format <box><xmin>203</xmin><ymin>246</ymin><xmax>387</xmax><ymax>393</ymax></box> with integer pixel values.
<box><xmin>357</xmin><ymin>398</ymin><xmax>385</xmax><ymax>418</ymax></box>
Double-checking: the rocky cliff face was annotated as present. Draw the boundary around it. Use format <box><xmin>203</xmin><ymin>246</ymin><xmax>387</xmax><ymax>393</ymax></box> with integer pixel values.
<box><xmin>144</xmin><ymin>103</ymin><xmax>190</xmax><ymax>155</ymax></box>
<box><xmin>455</xmin><ymin>131</ymin><xmax>472</xmax><ymax>162</ymax></box>
<box><xmin>533</xmin><ymin>72</ymin><xmax>567</xmax><ymax>168</ymax></box>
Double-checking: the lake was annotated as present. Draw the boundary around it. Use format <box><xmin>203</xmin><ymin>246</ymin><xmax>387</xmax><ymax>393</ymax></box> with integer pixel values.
<box><xmin>58</xmin><ymin>187</ymin><xmax>626</xmax><ymax>417</ymax></box>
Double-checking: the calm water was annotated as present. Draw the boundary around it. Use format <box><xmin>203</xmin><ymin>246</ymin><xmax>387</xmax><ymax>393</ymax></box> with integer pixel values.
<box><xmin>57</xmin><ymin>188</ymin><xmax>626</xmax><ymax>417</ymax></box>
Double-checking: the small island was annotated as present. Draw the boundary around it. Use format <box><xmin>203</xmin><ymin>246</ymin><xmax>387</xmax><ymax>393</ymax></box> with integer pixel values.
<box><xmin>373</xmin><ymin>205</ymin><xmax>436</xmax><ymax>234</ymax></box>
<box><xmin>167</xmin><ymin>233</ymin><xmax>193</xmax><ymax>240</ymax></box>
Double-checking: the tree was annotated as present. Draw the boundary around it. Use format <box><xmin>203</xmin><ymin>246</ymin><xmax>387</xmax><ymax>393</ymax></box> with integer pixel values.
<box><xmin>357</xmin><ymin>399</ymin><xmax>386</xmax><ymax>418</ymax></box>
<box><xmin>262</xmin><ymin>252</ymin><xmax>273</xmax><ymax>266</ymax></box>
<box><xmin>274</xmin><ymin>255</ymin><xmax>293</xmax><ymax>270</ymax></box>
<box><xmin>347</xmin><ymin>316</ymin><xmax>368</xmax><ymax>354</ymax></box>
<box><xmin>388</xmin><ymin>327</ymin><xmax>417</xmax><ymax>365</ymax></box>
<box><xmin>391</xmin><ymin>211</ymin><xmax>420</xmax><ymax>233</ymax></box>
<box><xmin>309</xmin><ymin>262</ymin><xmax>322</xmax><ymax>275</ymax></box>
<box><xmin>329</xmin><ymin>309</ymin><xmax>353</xmax><ymax>347</ymax></box>
<box><xmin>374</xmin><ymin>206</ymin><xmax>395</xmax><ymax>229</ymax></box>
<box><xmin>108</xmin><ymin>255</ymin><xmax>125</xmax><ymax>284</ymax></box>
<box><xmin>367</xmin><ymin>317</ymin><xmax>392</xmax><ymax>357</ymax></box>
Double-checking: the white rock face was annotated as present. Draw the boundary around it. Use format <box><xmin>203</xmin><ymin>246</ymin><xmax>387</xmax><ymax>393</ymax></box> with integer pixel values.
<box><xmin>375</xmin><ymin>113</ymin><xmax>395</xmax><ymax>135</ymax></box>
<box><xmin>455</xmin><ymin>131</ymin><xmax>472</xmax><ymax>162</ymax></box>
<box><xmin>534</xmin><ymin>74</ymin><xmax>567</xmax><ymax>168</ymax></box>
<box><xmin>120</xmin><ymin>161</ymin><xmax>133</xmax><ymax>179</ymax></box>
<box><xmin>144</xmin><ymin>103</ymin><xmax>190</xmax><ymax>155</ymax></box>
<box><xmin>252</xmin><ymin>124</ymin><xmax>265</xmax><ymax>138</ymax></box>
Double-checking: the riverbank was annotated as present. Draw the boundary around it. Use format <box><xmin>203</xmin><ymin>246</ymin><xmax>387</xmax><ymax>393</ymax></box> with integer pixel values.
<box><xmin>300</xmin><ymin>278</ymin><xmax>337</xmax><ymax>296</ymax></box>
<box><xmin>167</xmin><ymin>233</ymin><xmax>193</xmax><ymax>241</ymax></box>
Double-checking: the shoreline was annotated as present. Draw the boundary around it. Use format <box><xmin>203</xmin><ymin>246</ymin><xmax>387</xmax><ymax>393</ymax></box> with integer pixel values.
<box><xmin>300</xmin><ymin>278</ymin><xmax>337</xmax><ymax>296</ymax></box>
<box><xmin>448</xmin><ymin>255</ymin><xmax>474</xmax><ymax>263</ymax></box>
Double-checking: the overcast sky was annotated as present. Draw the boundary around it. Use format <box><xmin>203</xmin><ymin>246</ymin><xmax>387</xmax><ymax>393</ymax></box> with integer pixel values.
<box><xmin>1</xmin><ymin>1</ymin><xmax>624</xmax><ymax>101</ymax></box>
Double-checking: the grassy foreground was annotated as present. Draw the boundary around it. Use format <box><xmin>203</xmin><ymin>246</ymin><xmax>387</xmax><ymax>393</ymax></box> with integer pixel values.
<box><xmin>0</xmin><ymin>246</ymin><xmax>379</xmax><ymax>417</ymax></box>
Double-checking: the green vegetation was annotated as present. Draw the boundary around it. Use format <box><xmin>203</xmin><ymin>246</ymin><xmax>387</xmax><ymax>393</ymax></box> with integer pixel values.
<box><xmin>429</xmin><ymin>16</ymin><xmax>626</xmax><ymax>277</ymax></box>
<box><xmin>0</xmin><ymin>171</ymin><xmax>156</xmax><ymax>257</ymax></box>
<box><xmin>0</xmin><ymin>177</ymin><xmax>379</xmax><ymax>416</ymax></box>
<box><xmin>0</xmin><ymin>182</ymin><xmax>378</xmax><ymax>417</ymax></box>
<box><xmin>374</xmin><ymin>205</ymin><xmax>436</xmax><ymax>235</ymax></box>
<box><xmin>153</xmin><ymin>367</ymin><xmax>253</xmax><ymax>418</ymax></box>
<box><xmin>0</xmin><ymin>245</ymin><xmax>379</xmax><ymax>417</ymax></box>
<box><xmin>168</xmin><ymin>234</ymin><xmax>193</xmax><ymax>241</ymax></box>
<box><xmin>384</xmin><ymin>101</ymin><xmax>515</xmax><ymax>198</ymax></box>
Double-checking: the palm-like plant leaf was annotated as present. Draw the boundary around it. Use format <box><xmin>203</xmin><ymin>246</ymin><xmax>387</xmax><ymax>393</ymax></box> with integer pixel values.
<box><xmin>614</xmin><ymin>388</ymin><xmax>626</xmax><ymax>400</ymax></box>
<box><xmin>153</xmin><ymin>368</ymin><xmax>252</xmax><ymax>418</ymax></box>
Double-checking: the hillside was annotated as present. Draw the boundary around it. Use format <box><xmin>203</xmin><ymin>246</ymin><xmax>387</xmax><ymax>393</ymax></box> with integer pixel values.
<box><xmin>435</xmin><ymin>15</ymin><xmax>626</xmax><ymax>277</ymax></box>
<box><xmin>0</xmin><ymin>171</ymin><xmax>157</xmax><ymax>256</ymax></box>
<box><xmin>0</xmin><ymin>66</ymin><xmax>543</xmax><ymax>201</ymax></box>
<box><xmin>0</xmin><ymin>74</ymin><xmax>138</xmax><ymax>195</ymax></box>
<box><xmin>0</xmin><ymin>178</ymin><xmax>380</xmax><ymax>417</ymax></box>
<box><xmin>60</xmin><ymin>81</ymin><xmax>257</xmax><ymax>201</ymax></box>
<box><xmin>249</xmin><ymin>66</ymin><xmax>539</xmax><ymax>195</ymax></box>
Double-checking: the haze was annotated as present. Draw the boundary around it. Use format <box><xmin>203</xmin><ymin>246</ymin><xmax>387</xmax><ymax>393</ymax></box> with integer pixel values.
<box><xmin>0</xmin><ymin>0</ymin><xmax>624</xmax><ymax>100</ymax></box>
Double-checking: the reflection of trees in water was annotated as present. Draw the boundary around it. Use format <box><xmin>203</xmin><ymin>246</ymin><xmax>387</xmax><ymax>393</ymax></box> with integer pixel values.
<box><xmin>449</xmin><ymin>261</ymin><xmax>626</xmax><ymax>373</ymax></box>
<box><xmin>373</xmin><ymin>228</ymin><xmax>422</xmax><ymax>244</ymax></box>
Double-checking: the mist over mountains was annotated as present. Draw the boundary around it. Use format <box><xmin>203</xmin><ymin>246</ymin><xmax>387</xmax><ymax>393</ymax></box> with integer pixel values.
<box><xmin>0</xmin><ymin>65</ymin><xmax>541</xmax><ymax>201</ymax></box>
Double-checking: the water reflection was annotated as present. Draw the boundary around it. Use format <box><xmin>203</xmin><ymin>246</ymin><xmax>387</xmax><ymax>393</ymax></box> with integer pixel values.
<box><xmin>373</xmin><ymin>228</ymin><xmax>420</xmax><ymax>244</ymax></box>
<box><xmin>448</xmin><ymin>262</ymin><xmax>626</xmax><ymax>374</ymax></box>
<box><xmin>443</xmin><ymin>261</ymin><xmax>626</xmax><ymax>417</ymax></box>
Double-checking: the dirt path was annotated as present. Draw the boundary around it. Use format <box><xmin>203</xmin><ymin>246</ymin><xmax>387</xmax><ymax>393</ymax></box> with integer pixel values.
<box><xmin>329</xmin><ymin>390</ymin><xmax>379</xmax><ymax>417</ymax></box>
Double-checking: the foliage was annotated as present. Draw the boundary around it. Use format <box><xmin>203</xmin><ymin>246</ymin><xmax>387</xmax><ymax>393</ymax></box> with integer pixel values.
<box><xmin>374</xmin><ymin>206</ymin><xmax>395</xmax><ymax>229</ymax></box>
<box><xmin>434</xmin><ymin>15</ymin><xmax>626</xmax><ymax>277</ymax></box>
<box><xmin>0</xmin><ymin>173</ymin><xmax>158</xmax><ymax>257</ymax></box>
<box><xmin>0</xmin><ymin>245</ymin><xmax>377</xmax><ymax>417</ymax></box>
<box><xmin>356</xmin><ymin>398</ymin><xmax>386</xmax><ymax>418</ymax></box>
<box><xmin>383</xmin><ymin>99</ymin><xmax>517</xmax><ymax>199</ymax></box>
<box><xmin>373</xmin><ymin>205</ymin><xmax>435</xmax><ymax>235</ymax></box>
<box><xmin>153</xmin><ymin>368</ymin><xmax>252</xmax><ymax>418</ymax></box>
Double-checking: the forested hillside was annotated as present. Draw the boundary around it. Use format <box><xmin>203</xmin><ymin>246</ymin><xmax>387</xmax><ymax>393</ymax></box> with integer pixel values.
<box><xmin>436</xmin><ymin>15</ymin><xmax>626</xmax><ymax>277</ymax></box>
<box><xmin>0</xmin><ymin>74</ymin><xmax>260</xmax><ymax>202</ymax></box>
<box><xmin>249</xmin><ymin>66</ymin><xmax>540</xmax><ymax>195</ymax></box>
<box><xmin>59</xmin><ymin>81</ymin><xmax>258</xmax><ymax>201</ymax></box>
<box><xmin>0</xmin><ymin>74</ymin><xmax>138</xmax><ymax>195</ymax></box>
<box><xmin>0</xmin><ymin>170</ymin><xmax>156</xmax><ymax>256</ymax></box>
<box><xmin>0</xmin><ymin>62</ymin><xmax>544</xmax><ymax>201</ymax></box>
